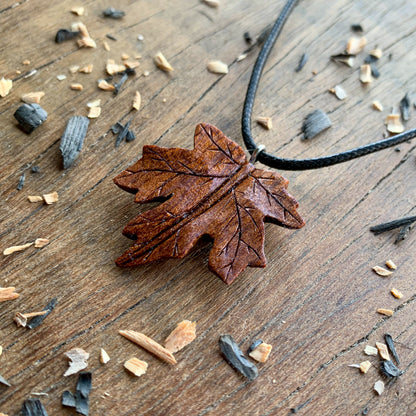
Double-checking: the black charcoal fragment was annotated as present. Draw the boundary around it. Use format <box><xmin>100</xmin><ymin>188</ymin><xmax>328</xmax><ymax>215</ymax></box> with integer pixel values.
<box><xmin>55</xmin><ymin>29</ymin><xmax>80</xmax><ymax>43</ymax></box>
<box><xmin>370</xmin><ymin>215</ymin><xmax>416</xmax><ymax>235</ymax></box>
<box><xmin>62</xmin><ymin>391</ymin><xmax>76</xmax><ymax>408</ymax></box>
<box><xmin>394</xmin><ymin>147</ymin><xmax>401</xmax><ymax>152</ymax></box>
<box><xmin>114</xmin><ymin>72</ymin><xmax>129</xmax><ymax>95</ymax></box>
<box><xmin>75</xmin><ymin>372</ymin><xmax>92</xmax><ymax>416</ymax></box>
<box><xmin>400</xmin><ymin>93</ymin><xmax>410</xmax><ymax>121</ymax></box>
<box><xmin>111</xmin><ymin>122</ymin><xmax>123</xmax><ymax>134</ymax></box>
<box><xmin>115</xmin><ymin>119</ymin><xmax>132</xmax><ymax>147</ymax></box>
<box><xmin>60</xmin><ymin>116</ymin><xmax>90</xmax><ymax>169</ymax></box>
<box><xmin>17</xmin><ymin>173</ymin><xmax>25</xmax><ymax>191</ymax></box>
<box><xmin>295</xmin><ymin>53</ymin><xmax>308</xmax><ymax>72</ymax></box>
<box><xmin>330</xmin><ymin>53</ymin><xmax>355</xmax><ymax>67</ymax></box>
<box><xmin>125</xmin><ymin>130</ymin><xmax>136</xmax><ymax>142</ymax></box>
<box><xmin>247</xmin><ymin>339</ymin><xmax>263</xmax><ymax>354</ymax></box>
<box><xmin>351</xmin><ymin>24</ymin><xmax>364</xmax><ymax>33</ymax></box>
<box><xmin>219</xmin><ymin>335</ymin><xmax>258</xmax><ymax>380</ymax></box>
<box><xmin>395</xmin><ymin>223</ymin><xmax>413</xmax><ymax>244</ymax></box>
<box><xmin>103</xmin><ymin>7</ymin><xmax>125</xmax><ymax>18</ymax></box>
<box><xmin>370</xmin><ymin>63</ymin><xmax>380</xmax><ymax>78</ymax></box>
<box><xmin>31</xmin><ymin>166</ymin><xmax>39</xmax><ymax>173</ymax></box>
<box><xmin>244</xmin><ymin>31</ymin><xmax>253</xmax><ymax>45</ymax></box>
<box><xmin>380</xmin><ymin>360</ymin><xmax>403</xmax><ymax>378</ymax></box>
<box><xmin>302</xmin><ymin>109</ymin><xmax>331</xmax><ymax>140</ymax></box>
<box><xmin>384</xmin><ymin>334</ymin><xmax>400</xmax><ymax>365</ymax></box>
<box><xmin>0</xmin><ymin>373</ymin><xmax>11</xmax><ymax>387</ymax></box>
<box><xmin>27</xmin><ymin>298</ymin><xmax>57</xmax><ymax>330</ymax></box>
<box><xmin>364</xmin><ymin>54</ymin><xmax>378</xmax><ymax>64</ymax></box>
<box><xmin>106</xmin><ymin>34</ymin><xmax>117</xmax><ymax>41</ymax></box>
<box><xmin>22</xmin><ymin>398</ymin><xmax>49</xmax><ymax>416</ymax></box>
<box><xmin>14</xmin><ymin>103</ymin><xmax>48</xmax><ymax>134</ymax></box>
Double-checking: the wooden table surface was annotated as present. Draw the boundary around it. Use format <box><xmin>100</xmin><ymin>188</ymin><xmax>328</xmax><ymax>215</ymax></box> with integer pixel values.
<box><xmin>1</xmin><ymin>0</ymin><xmax>415</xmax><ymax>415</ymax></box>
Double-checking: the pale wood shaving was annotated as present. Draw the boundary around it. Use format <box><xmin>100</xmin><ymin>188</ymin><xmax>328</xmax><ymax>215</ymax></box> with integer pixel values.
<box><xmin>121</xmin><ymin>53</ymin><xmax>129</xmax><ymax>60</ymax></box>
<box><xmin>203</xmin><ymin>0</ymin><xmax>220</xmax><ymax>7</ymax></box>
<box><xmin>34</xmin><ymin>238</ymin><xmax>49</xmax><ymax>248</ymax></box>
<box><xmin>207</xmin><ymin>60</ymin><xmax>228</xmax><ymax>74</ymax></box>
<box><xmin>143</xmin><ymin>71</ymin><xmax>150</xmax><ymax>77</ymax></box>
<box><xmin>0</xmin><ymin>412</ymin><xmax>8</xmax><ymax>416</ymax></box>
<box><xmin>364</xmin><ymin>345</ymin><xmax>378</xmax><ymax>356</ymax></box>
<box><xmin>385</xmin><ymin>114</ymin><xmax>404</xmax><ymax>134</ymax></box>
<box><xmin>87</xmin><ymin>99</ymin><xmax>101</xmax><ymax>108</ymax></box>
<box><xmin>64</xmin><ymin>348</ymin><xmax>89</xmax><ymax>376</ymax></box>
<box><xmin>377</xmin><ymin>308</ymin><xmax>394</xmax><ymax>317</ymax></box>
<box><xmin>14</xmin><ymin>310</ymin><xmax>47</xmax><ymax>327</ymax></box>
<box><xmin>119</xmin><ymin>330</ymin><xmax>177</xmax><ymax>364</ymax></box>
<box><xmin>71</xmin><ymin>6</ymin><xmax>84</xmax><ymax>16</ymax></box>
<box><xmin>369</xmin><ymin>48</ymin><xmax>382</xmax><ymax>59</ymax></box>
<box><xmin>329</xmin><ymin>85</ymin><xmax>347</xmax><ymax>100</ymax></box>
<box><xmin>57</xmin><ymin>74</ymin><xmax>67</xmax><ymax>81</ymax></box>
<box><xmin>391</xmin><ymin>288</ymin><xmax>403</xmax><ymax>299</ymax></box>
<box><xmin>79</xmin><ymin>64</ymin><xmax>93</xmax><ymax>73</ymax></box>
<box><xmin>249</xmin><ymin>342</ymin><xmax>272</xmax><ymax>363</ymax></box>
<box><xmin>69</xmin><ymin>65</ymin><xmax>80</xmax><ymax>74</ymax></box>
<box><xmin>124</xmin><ymin>357</ymin><xmax>148</xmax><ymax>377</ymax></box>
<box><xmin>154</xmin><ymin>52</ymin><xmax>174</xmax><ymax>72</ymax></box>
<box><xmin>374</xmin><ymin>380</ymin><xmax>384</xmax><ymax>395</ymax></box>
<box><xmin>21</xmin><ymin>91</ymin><xmax>45</xmax><ymax>104</ymax></box>
<box><xmin>0</xmin><ymin>78</ymin><xmax>13</xmax><ymax>97</ymax></box>
<box><xmin>132</xmin><ymin>91</ymin><xmax>141</xmax><ymax>111</ymax></box>
<box><xmin>135</xmin><ymin>55</ymin><xmax>142</xmax><ymax>60</ymax></box>
<box><xmin>3</xmin><ymin>243</ymin><xmax>33</xmax><ymax>255</ymax></box>
<box><xmin>71</xmin><ymin>83</ymin><xmax>83</xmax><ymax>91</ymax></box>
<box><xmin>376</xmin><ymin>342</ymin><xmax>390</xmax><ymax>360</ymax></box>
<box><xmin>237</xmin><ymin>53</ymin><xmax>247</xmax><ymax>62</ymax></box>
<box><xmin>103</xmin><ymin>41</ymin><xmax>110</xmax><ymax>51</ymax></box>
<box><xmin>256</xmin><ymin>116</ymin><xmax>272</xmax><ymax>130</ymax></box>
<box><xmin>42</xmin><ymin>192</ymin><xmax>59</xmax><ymax>205</ymax></box>
<box><xmin>88</xmin><ymin>106</ymin><xmax>101</xmax><ymax>119</ymax></box>
<box><xmin>372</xmin><ymin>100</ymin><xmax>383</xmax><ymax>111</ymax></box>
<box><xmin>72</xmin><ymin>22</ymin><xmax>89</xmax><ymax>38</ymax></box>
<box><xmin>164</xmin><ymin>320</ymin><xmax>196</xmax><ymax>353</ymax></box>
<box><xmin>360</xmin><ymin>64</ymin><xmax>372</xmax><ymax>84</ymax></box>
<box><xmin>28</xmin><ymin>195</ymin><xmax>43</xmax><ymax>203</ymax></box>
<box><xmin>372</xmin><ymin>265</ymin><xmax>393</xmax><ymax>277</ymax></box>
<box><xmin>106</xmin><ymin>60</ymin><xmax>126</xmax><ymax>75</ymax></box>
<box><xmin>22</xmin><ymin>59</ymin><xmax>30</xmax><ymax>65</ymax></box>
<box><xmin>0</xmin><ymin>287</ymin><xmax>19</xmax><ymax>302</ymax></box>
<box><xmin>77</xmin><ymin>37</ymin><xmax>96</xmax><ymax>48</ymax></box>
<box><xmin>98</xmin><ymin>79</ymin><xmax>115</xmax><ymax>91</ymax></box>
<box><xmin>124</xmin><ymin>60</ymin><xmax>140</xmax><ymax>69</ymax></box>
<box><xmin>385</xmin><ymin>259</ymin><xmax>397</xmax><ymax>270</ymax></box>
<box><xmin>359</xmin><ymin>360</ymin><xmax>371</xmax><ymax>373</ymax></box>
<box><xmin>0</xmin><ymin>346</ymin><xmax>3</xmax><ymax>357</ymax></box>
<box><xmin>345</xmin><ymin>37</ymin><xmax>367</xmax><ymax>55</ymax></box>
<box><xmin>100</xmin><ymin>348</ymin><xmax>110</xmax><ymax>364</ymax></box>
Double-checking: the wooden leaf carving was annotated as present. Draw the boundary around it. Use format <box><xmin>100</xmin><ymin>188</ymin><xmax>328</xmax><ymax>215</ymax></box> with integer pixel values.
<box><xmin>114</xmin><ymin>123</ymin><xmax>305</xmax><ymax>284</ymax></box>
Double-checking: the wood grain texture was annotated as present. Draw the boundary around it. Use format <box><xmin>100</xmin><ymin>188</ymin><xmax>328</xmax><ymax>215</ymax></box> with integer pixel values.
<box><xmin>0</xmin><ymin>0</ymin><xmax>415</xmax><ymax>415</ymax></box>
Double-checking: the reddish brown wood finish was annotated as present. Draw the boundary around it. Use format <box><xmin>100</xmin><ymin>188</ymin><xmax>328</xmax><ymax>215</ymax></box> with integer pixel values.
<box><xmin>114</xmin><ymin>123</ymin><xmax>305</xmax><ymax>284</ymax></box>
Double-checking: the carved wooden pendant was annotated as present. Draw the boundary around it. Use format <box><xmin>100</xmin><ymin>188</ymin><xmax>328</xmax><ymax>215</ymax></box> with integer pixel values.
<box><xmin>114</xmin><ymin>123</ymin><xmax>305</xmax><ymax>284</ymax></box>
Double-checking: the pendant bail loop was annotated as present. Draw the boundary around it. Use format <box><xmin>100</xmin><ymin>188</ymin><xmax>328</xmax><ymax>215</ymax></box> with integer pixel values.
<box><xmin>249</xmin><ymin>144</ymin><xmax>266</xmax><ymax>164</ymax></box>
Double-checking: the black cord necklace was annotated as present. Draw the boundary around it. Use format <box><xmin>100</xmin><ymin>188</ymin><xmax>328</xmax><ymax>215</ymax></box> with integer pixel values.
<box><xmin>242</xmin><ymin>0</ymin><xmax>416</xmax><ymax>170</ymax></box>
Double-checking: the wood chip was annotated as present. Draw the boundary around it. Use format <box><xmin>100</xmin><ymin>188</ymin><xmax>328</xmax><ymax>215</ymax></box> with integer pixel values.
<box><xmin>71</xmin><ymin>6</ymin><xmax>84</xmax><ymax>16</ymax></box>
<box><xmin>124</xmin><ymin>357</ymin><xmax>148</xmax><ymax>377</ymax></box>
<box><xmin>132</xmin><ymin>91</ymin><xmax>141</xmax><ymax>111</ymax></box>
<box><xmin>385</xmin><ymin>259</ymin><xmax>397</xmax><ymax>270</ymax></box>
<box><xmin>372</xmin><ymin>100</ymin><xmax>383</xmax><ymax>111</ymax></box>
<box><xmin>207</xmin><ymin>60</ymin><xmax>228</xmax><ymax>74</ymax></box>
<box><xmin>345</xmin><ymin>37</ymin><xmax>367</xmax><ymax>55</ymax></box>
<box><xmin>372</xmin><ymin>265</ymin><xmax>393</xmax><ymax>277</ymax></box>
<box><xmin>203</xmin><ymin>0</ymin><xmax>220</xmax><ymax>7</ymax></box>
<box><xmin>374</xmin><ymin>380</ymin><xmax>384</xmax><ymax>395</ymax></box>
<box><xmin>0</xmin><ymin>78</ymin><xmax>13</xmax><ymax>97</ymax></box>
<box><xmin>70</xmin><ymin>83</ymin><xmax>83</xmax><ymax>91</ymax></box>
<box><xmin>100</xmin><ymin>348</ymin><xmax>110</xmax><ymax>364</ymax></box>
<box><xmin>21</xmin><ymin>92</ymin><xmax>45</xmax><ymax>104</ymax></box>
<box><xmin>154</xmin><ymin>52</ymin><xmax>173</xmax><ymax>72</ymax></box>
<box><xmin>28</xmin><ymin>195</ymin><xmax>43</xmax><ymax>203</ymax></box>
<box><xmin>164</xmin><ymin>320</ymin><xmax>196</xmax><ymax>353</ymax></box>
<box><xmin>124</xmin><ymin>60</ymin><xmax>140</xmax><ymax>69</ymax></box>
<box><xmin>87</xmin><ymin>107</ymin><xmax>101</xmax><ymax>119</ymax></box>
<box><xmin>369</xmin><ymin>48</ymin><xmax>382</xmax><ymax>59</ymax></box>
<box><xmin>119</xmin><ymin>330</ymin><xmax>177</xmax><ymax>364</ymax></box>
<box><xmin>248</xmin><ymin>342</ymin><xmax>272</xmax><ymax>363</ymax></box>
<box><xmin>4</xmin><ymin>243</ymin><xmax>33</xmax><ymax>255</ymax></box>
<box><xmin>0</xmin><ymin>346</ymin><xmax>3</xmax><ymax>357</ymax></box>
<box><xmin>237</xmin><ymin>53</ymin><xmax>247</xmax><ymax>62</ymax></box>
<box><xmin>64</xmin><ymin>348</ymin><xmax>89</xmax><ymax>376</ymax></box>
<box><xmin>60</xmin><ymin>116</ymin><xmax>90</xmax><ymax>169</ymax></box>
<box><xmin>364</xmin><ymin>345</ymin><xmax>378</xmax><ymax>356</ymax></box>
<box><xmin>360</xmin><ymin>64</ymin><xmax>372</xmax><ymax>83</ymax></box>
<box><xmin>143</xmin><ymin>70</ymin><xmax>150</xmax><ymax>77</ymax></box>
<box><xmin>42</xmin><ymin>192</ymin><xmax>59</xmax><ymax>204</ymax></box>
<box><xmin>87</xmin><ymin>99</ymin><xmax>100</xmax><ymax>108</ymax></box>
<box><xmin>256</xmin><ymin>116</ymin><xmax>272</xmax><ymax>130</ymax></box>
<box><xmin>385</xmin><ymin>114</ymin><xmax>405</xmax><ymax>134</ymax></box>
<box><xmin>79</xmin><ymin>64</ymin><xmax>93</xmax><ymax>74</ymax></box>
<box><xmin>14</xmin><ymin>311</ymin><xmax>47</xmax><ymax>327</ymax></box>
<box><xmin>98</xmin><ymin>80</ymin><xmax>115</xmax><ymax>91</ymax></box>
<box><xmin>330</xmin><ymin>54</ymin><xmax>355</xmax><ymax>67</ymax></box>
<box><xmin>77</xmin><ymin>37</ymin><xmax>96</xmax><ymax>48</ymax></box>
<box><xmin>103</xmin><ymin>41</ymin><xmax>110</xmax><ymax>51</ymax></box>
<box><xmin>22</xmin><ymin>59</ymin><xmax>30</xmax><ymax>65</ymax></box>
<box><xmin>359</xmin><ymin>360</ymin><xmax>372</xmax><ymax>373</ymax></box>
<box><xmin>329</xmin><ymin>85</ymin><xmax>347</xmax><ymax>100</ymax></box>
<box><xmin>377</xmin><ymin>308</ymin><xmax>394</xmax><ymax>317</ymax></box>
<box><xmin>69</xmin><ymin>65</ymin><xmax>80</xmax><ymax>74</ymax></box>
<box><xmin>0</xmin><ymin>287</ymin><xmax>19</xmax><ymax>302</ymax></box>
<box><xmin>376</xmin><ymin>342</ymin><xmax>390</xmax><ymax>360</ymax></box>
<box><xmin>57</xmin><ymin>74</ymin><xmax>67</xmax><ymax>81</ymax></box>
<box><xmin>121</xmin><ymin>53</ymin><xmax>129</xmax><ymax>60</ymax></box>
<box><xmin>34</xmin><ymin>238</ymin><xmax>49</xmax><ymax>248</ymax></box>
<box><xmin>391</xmin><ymin>288</ymin><xmax>403</xmax><ymax>299</ymax></box>
<box><xmin>106</xmin><ymin>60</ymin><xmax>126</xmax><ymax>75</ymax></box>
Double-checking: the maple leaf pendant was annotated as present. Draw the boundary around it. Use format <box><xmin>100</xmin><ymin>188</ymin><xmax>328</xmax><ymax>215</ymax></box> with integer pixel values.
<box><xmin>114</xmin><ymin>123</ymin><xmax>305</xmax><ymax>284</ymax></box>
